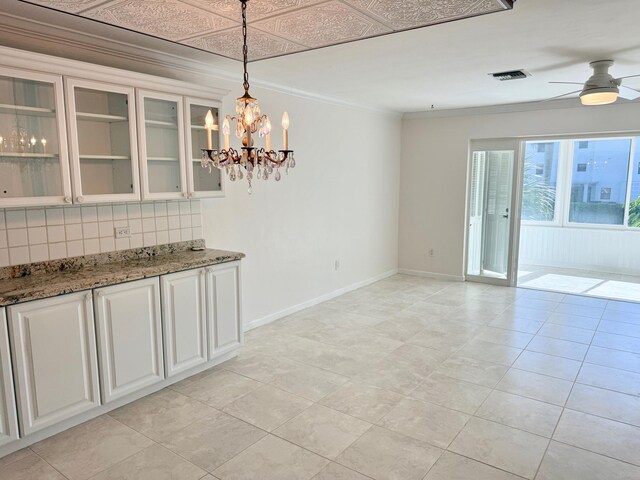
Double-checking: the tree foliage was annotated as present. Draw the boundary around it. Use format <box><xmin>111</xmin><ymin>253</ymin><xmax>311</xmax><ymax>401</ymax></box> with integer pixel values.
<box><xmin>521</xmin><ymin>162</ymin><xmax>556</xmax><ymax>221</ymax></box>
<box><xmin>629</xmin><ymin>197</ymin><xmax>640</xmax><ymax>227</ymax></box>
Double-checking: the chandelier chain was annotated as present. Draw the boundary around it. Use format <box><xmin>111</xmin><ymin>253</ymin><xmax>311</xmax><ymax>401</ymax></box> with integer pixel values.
<box><xmin>241</xmin><ymin>0</ymin><xmax>249</xmax><ymax>94</ymax></box>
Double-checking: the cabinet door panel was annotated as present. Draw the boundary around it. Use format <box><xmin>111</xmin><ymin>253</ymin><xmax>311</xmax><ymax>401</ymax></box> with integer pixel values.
<box><xmin>206</xmin><ymin>262</ymin><xmax>242</xmax><ymax>359</ymax></box>
<box><xmin>161</xmin><ymin>269</ymin><xmax>207</xmax><ymax>377</ymax></box>
<box><xmin>8</xmin><ymin>293</ymin><xmax>100</xmax><ymax>435</ymax></box>
<box><xmin>0</xmin><ymin>67</ymin><xmax>72</xmax><ymax>207</ymax></box>
<box><xmin>0</xmin><ymin>308</ymin><xmax>19</xmax><ymax>446</ymax></box>
<box><xmin>65</xmin><ymin>78</ymin><xmax>140</xmax><ymax>204</ymax></box>
<box><xmin>184</xmin><ymin>97</ymin><xmax>223</xmax><ymax>198</ymax></box>
<box><xmin>94</xmin><ymin>278</ymin><xmax>163</xmax><ymax>403</ymax></box>
<box><xmin>137</xmin><ymin>91</ymin><xmax>187</xmax><ymax>200</ymax></box>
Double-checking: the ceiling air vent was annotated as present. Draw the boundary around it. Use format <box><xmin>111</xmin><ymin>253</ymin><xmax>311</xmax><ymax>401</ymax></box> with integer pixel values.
<box><xmin>491</xmin><ymin>70</ymin><xmax>529</xmax><ymax>81</ymax></box>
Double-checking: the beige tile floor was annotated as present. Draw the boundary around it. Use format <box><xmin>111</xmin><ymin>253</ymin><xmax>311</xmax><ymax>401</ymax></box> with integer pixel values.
<box><xmin>3</xmin><ymin>274</ymin><xmax>640</xmax><ymax>479</ymax></box>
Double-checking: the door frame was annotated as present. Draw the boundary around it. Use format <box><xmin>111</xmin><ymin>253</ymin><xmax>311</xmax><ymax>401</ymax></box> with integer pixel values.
<box><xmin>464</xmin><ymin>138</ymin><xmax>524</xmax><ymax>287</ymax></box>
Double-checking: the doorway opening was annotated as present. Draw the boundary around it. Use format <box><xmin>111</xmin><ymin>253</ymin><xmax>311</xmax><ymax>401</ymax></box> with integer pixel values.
<box><xmin>465</xmin><ymin>140</ymin><xmax>519</xmax><ymax>286</ymax></box>
<box><xmin>516</xmin><ymin>135</ymin><xmax>640</xmax><ymax>302</ymax></box>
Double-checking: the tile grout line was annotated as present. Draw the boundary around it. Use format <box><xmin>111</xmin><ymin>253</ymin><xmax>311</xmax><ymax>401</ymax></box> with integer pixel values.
<box><xmin>531</xmin><ymin>297</ymin><xmax>609</xmax><ymax>479</ymax></box>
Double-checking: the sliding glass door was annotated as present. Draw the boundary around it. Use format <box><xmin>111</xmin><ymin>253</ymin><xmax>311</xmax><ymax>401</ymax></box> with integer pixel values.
<box><xmin>466</xmin><ymin>140</ymin><xmax>520</xmax><ymax>285</ymax></box>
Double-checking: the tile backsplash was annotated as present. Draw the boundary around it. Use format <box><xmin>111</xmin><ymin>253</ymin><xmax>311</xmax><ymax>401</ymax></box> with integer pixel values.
<box><xmin>0</xmin><ymin>200</ymin><xmax>202</xmax><ymax>267</ymax></box>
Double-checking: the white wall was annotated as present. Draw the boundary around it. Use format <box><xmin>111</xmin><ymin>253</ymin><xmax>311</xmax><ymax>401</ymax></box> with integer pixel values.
<box><xmin>203</xmin><ymin>86</ymin><xmax>401</xmax><ymax>326</ymax></box>
<box><xmin>399</xmin><ymin>101</ymin><xmax>640</xmax><ymax>278</ymax></box>
<box><xmin>519</xmin><ymin>225</ymin><xmax>640</xmax><ymax>275</ymax></box>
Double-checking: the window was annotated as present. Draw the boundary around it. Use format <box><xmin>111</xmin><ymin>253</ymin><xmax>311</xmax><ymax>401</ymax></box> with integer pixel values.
<box><xmin>569</xmin><ymin>139</ymin><xmax>631</xmax><ymax>225</ymax></box>
<box><xmin>521</xmin><ymin>141</ymin><xmax>559</xmax><ymax>221</ymax></box>
<box><xmin>630</xmin><ymin>141</ymin><xmax>640</xmax><ymax>227</ymax></box>
<box><xmin>522</xmin><ymin>136</ymin><xmax>640</xmax><ymax>229</ymax></box>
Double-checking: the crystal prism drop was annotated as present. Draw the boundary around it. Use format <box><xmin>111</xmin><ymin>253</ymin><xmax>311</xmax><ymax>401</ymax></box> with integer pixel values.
<box><xmin>275</xmin><ymin>170</ymin><xmax>281</xmax><ymax>181</ymax></box>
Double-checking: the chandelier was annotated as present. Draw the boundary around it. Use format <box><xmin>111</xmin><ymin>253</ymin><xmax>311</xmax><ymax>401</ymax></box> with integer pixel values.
<box><xmin>201</xmin><ymin>0</ymin><xmax>295</xmax><ymax>193</ymax></box>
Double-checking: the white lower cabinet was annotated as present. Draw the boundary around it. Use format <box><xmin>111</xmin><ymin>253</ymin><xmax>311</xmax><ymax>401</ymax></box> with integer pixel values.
<box><xmin>0</xmin><ymin>261</ymin><xmax>242</xmax><ymax>454</ymax></box>
<box><xmin>161</xmin><ymin>269</ymin><xmax>208</xmax><ymax>377</ymax></box>
<box><xmin>94</xmin><ymin>278</ymin><xmax>164</xmax><ymax>403</ymax></box>
<box><xmin>206</xmin><ymin>261</ymin><xmax>242</xmax><ymax>359</ymax></box>
<box><xmin>0</xmin><ymin>308</ymin><xmax>19</xmax><ymax>446</ymax></box>
<box><xmin>8</xmin><ymin>293</ymin><xmax>100</xmax><ymax>436</ymax></box>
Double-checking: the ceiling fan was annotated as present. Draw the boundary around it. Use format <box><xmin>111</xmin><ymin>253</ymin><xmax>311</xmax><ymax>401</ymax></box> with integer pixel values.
<box><xmin>548</xmin><ymin>60</ymin><xmax>640</xmax><ymax>105</ymax></box>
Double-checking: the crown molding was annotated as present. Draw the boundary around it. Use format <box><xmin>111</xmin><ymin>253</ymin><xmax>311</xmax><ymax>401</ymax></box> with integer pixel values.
<box><xmin>401</xmin><ymin>97</ymin><xmax>638</xmax><ymax>120</ymax></box>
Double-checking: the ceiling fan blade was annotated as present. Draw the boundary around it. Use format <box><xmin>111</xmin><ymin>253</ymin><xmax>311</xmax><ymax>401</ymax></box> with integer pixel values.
<box><xmin>617</xmin><ymin>73</ymin><xmax>640</xmax><ymax>80</ymax></box>
<box><xmin>540</xmin><ymin>90</ymin><xmax>583</xmax><ymax>102</ymax></box>
<box><xmin>619</xmin><ymin>85</ymin><xmax>640</xmax><ymax>100</ymax></box>
<box><xmin>548</xmin><ymin>81</ymin><xmax>583</xmax><ymax>85</ymax></box>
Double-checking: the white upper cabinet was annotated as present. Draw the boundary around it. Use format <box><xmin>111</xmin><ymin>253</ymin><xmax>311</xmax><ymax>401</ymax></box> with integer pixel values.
<box><xmin>0</xmin><ymin>68</ymin><xmax>72</xmax><ymax>207</ymax></box>
<box><xmin>185</xmin><ymin>97</ymin><xmax>224</xmax><ymax>198</ymax></box>
<box><xmin>137</xmin><ymin>90</ymin><xmax>188</xmax><ymax>200</ymax></box>
<box><xmin>65</xmin><ymin>78</ymin><xmax>140</xmax><ymax>204</ymax></box>
<box><xmin>0</xmin><ymin>308</ymin><xmax>19</xmax><ymax>446</ymax></box>
<box><xmin>0</xmin><ymin>48</ymin><xmax>228</xmax><ymax>207</ymax></box>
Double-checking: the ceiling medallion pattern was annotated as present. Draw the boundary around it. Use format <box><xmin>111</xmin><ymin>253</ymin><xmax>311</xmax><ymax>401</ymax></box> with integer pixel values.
<box><xmin>184</xmin><ymin>27</ymin><xmax>305</xmax><ymax>60</ymax></box>
<box><xmin>253</xmin><ymin>1</ymin><xmax>391</xmax><ymax>48</ymax></box>
<box><xmin>22</xmin><ymin>0</ymin><xmax>514</xmax><ymax>60</ymax></box>
<box><xmin>24</xmin><ymin>0</ymin><xmax>107</xmax><ymax>13</ymax></box>
<box><xmin>84</xmin><ymin>0</ymin><xmax>236</xmax><ymax>41</ymax></box>
<box><xmin>350</xmin><ymin>0</ymin><xmax>503</xmax><ymax>29</ymax></box>
<box><xmin>182</xmin><ymin>0</ymin><xmax>324</xmax><ymax>21</ymax></box>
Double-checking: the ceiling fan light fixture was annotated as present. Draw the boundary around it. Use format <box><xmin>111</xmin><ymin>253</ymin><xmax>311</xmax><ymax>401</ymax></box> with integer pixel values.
<box><xmin>580</xmin><ymin>87</ymin><xmax>619</xmax><ymax>106</ymax></box>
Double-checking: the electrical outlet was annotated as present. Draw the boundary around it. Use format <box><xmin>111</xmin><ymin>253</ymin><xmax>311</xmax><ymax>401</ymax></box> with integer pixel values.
<box><xmin>334</xmin><ymin>260</ymin><xmax>340</xmax><ymax>271</ymax></box>
<box><xmin>429</xmin><ymin>249</ymin><xmax>435</xmax><ymax>257</ymax></box>
<box><xmin>114</xmin><ymin>226</ymin><xmax>131</xmax><ymax>238</ymax></box>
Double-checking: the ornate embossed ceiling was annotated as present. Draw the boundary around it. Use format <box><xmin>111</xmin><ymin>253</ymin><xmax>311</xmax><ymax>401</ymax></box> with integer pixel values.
<box><xmin>22</xmin><ymin>0</ymin><xmax>514</xmax><ymax>61</ymax></box>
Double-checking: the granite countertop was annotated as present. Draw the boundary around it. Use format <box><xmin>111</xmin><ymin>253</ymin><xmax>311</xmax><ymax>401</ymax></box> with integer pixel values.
<box><xmin>0</xmin><ymin>241</ymin><xmax>244</xmax><ymax>307</ymax></box>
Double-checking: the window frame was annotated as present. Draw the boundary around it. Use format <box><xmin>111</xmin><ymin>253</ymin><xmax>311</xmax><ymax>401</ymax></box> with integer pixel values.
<box><xmin>520</xmin><ymin>133</ymin><xmax>640</xmax><ymax>231</ymax></box>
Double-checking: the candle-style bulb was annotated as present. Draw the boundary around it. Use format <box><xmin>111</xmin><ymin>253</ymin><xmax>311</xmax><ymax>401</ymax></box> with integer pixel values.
<box><xmin>41</xmin><ymin>138</ymin><xmax>47</xmax><ymax>145</ymax></box>
<box><xmin>30</xmin><ymin>135</ymin><xmax>36</xmax><ymax>146</ymax></box>
<box><xmin>281</xmin><ymin>111</ymin><xmax>289</xmax><ymax>129</ymax></box>
<box><xmin>222</xmin><ymin>118</ymin><xmax>230</xmax><ymax>136</ymax></box>
<box><xmin>265</xmin><ymin>117</ymin><xmax>272</xmax><ymax>134</ymax></box>
<box><xmin>244</xmin><ymin>109</ymin><xmax>254</xmax><ymax>127</ymax></box>
<box><xmin>204</xmin><ymin>110</ymin><xmax>214</xmax><ymax>129</ymax></box>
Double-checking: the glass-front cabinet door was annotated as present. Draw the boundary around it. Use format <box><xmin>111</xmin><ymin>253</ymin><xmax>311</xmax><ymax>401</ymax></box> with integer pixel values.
<box><xmin>65</xmin><ymin>79</ymin><xmax>140</xmax><ymax>203</ymax></box>
<box><xmin>137</xmin><ymin>91</ymin><xmax>187</xmax><ymax>200</ymax></box>
<box><xmin>0</xmin><ymin>68</ymin><xmax>71</xmax><ymax>207</ymax></box>
<box><xmin>185</xmin><ymin>97</ymin><xmax>223</xmax><ymax>198</ymax></box>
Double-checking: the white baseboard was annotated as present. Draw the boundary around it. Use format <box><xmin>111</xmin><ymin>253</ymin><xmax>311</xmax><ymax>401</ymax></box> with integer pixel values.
<box><xmin>243</xmin><ymin>268</ymin><xmax>399</xmax><ymax>332</ymax></box>
<box><xmin>398</xmin><ymin>268</ymin><xmax>464</xmax><ymax>282</ymax></box>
